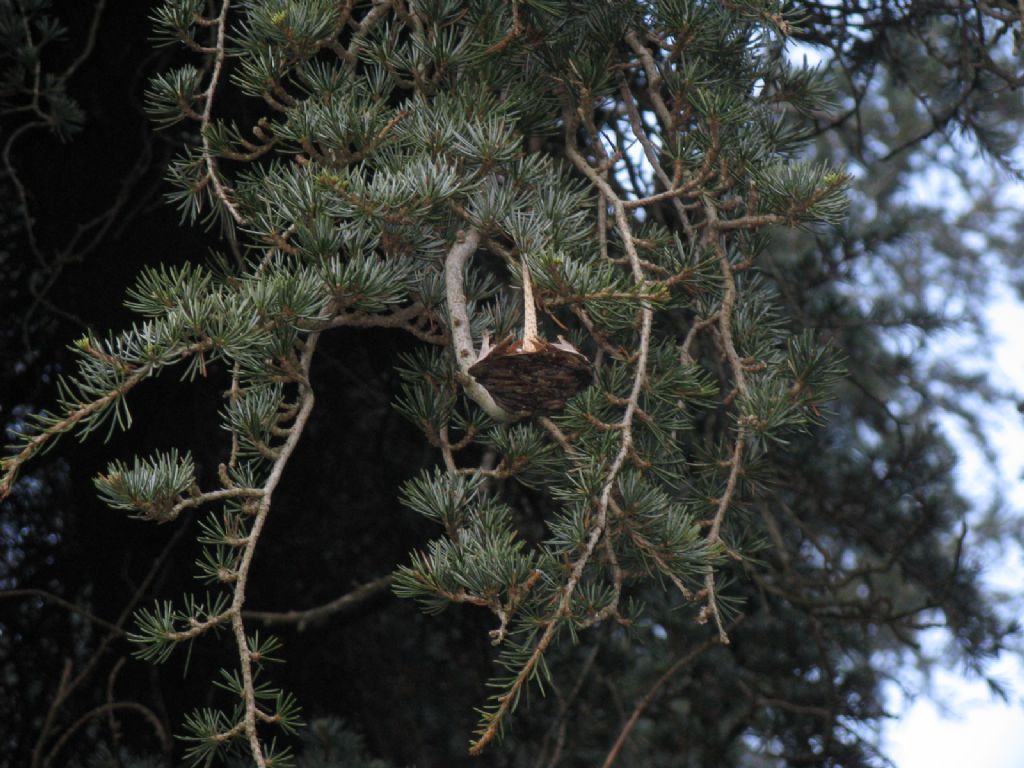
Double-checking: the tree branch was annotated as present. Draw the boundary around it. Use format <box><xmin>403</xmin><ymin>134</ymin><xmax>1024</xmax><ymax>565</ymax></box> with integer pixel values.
<box><xmin>444</xmin><ymin>228</ymin><xmax>517</xmax><ymax>422</ymax></box>
<box><xmin>602</xmin><ymin>632</ymin><xmax>729</xmax><ymax>767</ymax></box>
<box><xmin>469</xmin><ymin>104</ymin><xmax>656</xmax><ymax>756</ymax></box>
<box><xmin>230</xmin><ymin>330</ymin><xmax>322</xmax><ymax>767</ymax></box>
<box><xmin>244</xmin><ymin>575</ymin><xmax>393</xmax><ymax>630</ymax></box>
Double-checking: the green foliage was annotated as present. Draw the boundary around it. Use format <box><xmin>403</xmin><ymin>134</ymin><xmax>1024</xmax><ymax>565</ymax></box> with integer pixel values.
<box><xmin>0</xmin><ymin>0</ymin><xmax>85</xmax><ymax>140</ymax></box>
<box><xmin>93</xmin><ymin>449</ymin><xmax>195</xmax><ymax>523</ymax></box>
<box><xmin>2</xmin><ymin>0</ymin><xmax>849</xmax><ymax>757</ymax></box>
<box><xmin>8</xmin><ymin>0</ymin><xmax>1019</xmax><ymax>765</ymax></box>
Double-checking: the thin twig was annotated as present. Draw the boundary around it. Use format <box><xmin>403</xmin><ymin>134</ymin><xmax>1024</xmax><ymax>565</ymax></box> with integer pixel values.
<box><xmin>601</xmin><ymin>632</ymin><xmax>729</xmax><ymax>768</ymax></box>
<box><xmin>105</xmin><ymin>659</ymin><xmax>126</xmax><ymax>766</ymax></box>
<box><xmin>616</xmin><ymin>73</ymin><xmax>696</xmax><ymax>237</ymax></box>
<box><xmin>539</xmin><ymin>644</ymin><xmax>601</xmax><ymax>768</ymax></box>
<box><xmin>679</xmin><ymin>314</ymin><xmax>718</xmax><ymax>365</ymax></box>
<box><xmin>31</xmin><ymin>523</ymin><xmax>190</xmax><ymax>768</ymax></box>
<box><xmin>200</xmin><ymin>0</ymin><xmax>246</xmax><ymax>226</ymax></box>
<box><xmin>469</xmin><ymin>103</ymin><xmax>656</xmax><ymax>756</ymax></box>
<box><xmin>64</xmin><ymin>0</ymin><xmax>109</xmax><ymax>79</ymax></box>
<box><xmin>43</xmin><ymin>701</ymin><xmax>171</xmax><ymax>768</ymax></box>
<box><xmin>0</xmin><ymin>589</ymin><xmax>124</xmax><ymax>635</ymax></box>
<box><xmin>230</xmin><ymin>329</ymin><xmax>322</xmax><ymax>767</ymax></box>
<box><xmin>244</xmin><ymin>575</ymin><xmax>393</xmax><ymax>630</ymax></box>
<box><xmin>699</xmin><ymin>196</ymin><xmax>750</xmax><ymax>643</ymax></box>
<box><xmin>172</xmin><ymin>486</ymin><xmax>264</xmax><ymax>517</ymax></box>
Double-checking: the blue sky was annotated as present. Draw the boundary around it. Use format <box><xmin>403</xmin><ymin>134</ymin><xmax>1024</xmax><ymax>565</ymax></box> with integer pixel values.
<box><xmin>781</xmin><ymin>37</ymin><xmax>1024</xmax><ymax>766</ymax></box>
<box><xmin>885</xmin><ymin>289</ymin><xmax>1024</xmax><ymax>767</ymax></box>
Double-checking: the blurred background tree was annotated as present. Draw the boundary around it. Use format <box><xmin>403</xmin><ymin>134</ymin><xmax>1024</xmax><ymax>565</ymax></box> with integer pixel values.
<box><xmin>1</xmin><ymin>1</ymin><xmax>1022</xmax><ymax>767</ymax></box>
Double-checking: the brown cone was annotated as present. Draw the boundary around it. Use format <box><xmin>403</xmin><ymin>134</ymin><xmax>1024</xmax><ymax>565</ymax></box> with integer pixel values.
<box><xmin>468</xmin><ymin>337</ymin><xmax>593</xmax><ymax>415</ymax></box>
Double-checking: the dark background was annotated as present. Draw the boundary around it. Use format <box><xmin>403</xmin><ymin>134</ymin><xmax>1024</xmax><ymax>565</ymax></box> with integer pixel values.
<box><xmin>0</xmin><ymin>4</ymin><xmax>496</xmax><ymax>764</ymax></box>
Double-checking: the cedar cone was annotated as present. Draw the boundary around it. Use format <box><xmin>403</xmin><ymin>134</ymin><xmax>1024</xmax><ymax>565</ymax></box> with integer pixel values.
<box><xmin>468</xmin><ymin>336</ymin><xmax>592</xmax><ymax>415</ymax></box>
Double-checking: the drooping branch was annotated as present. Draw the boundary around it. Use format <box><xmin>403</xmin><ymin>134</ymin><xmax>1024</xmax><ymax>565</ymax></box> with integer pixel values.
<box><xmin>229</xmin><ymin>329</ymin><xmax>322</xmax><ymax>767</ymax></box>
<box><xmin>199</xmin><ymin>0</ymin><xmax>246</xmax><ymax>227</ymax></box>
<box><xmin>698</xmin><ymin>195</ymin><xmax>751</xmax><ymax>644</ymax></box>
<box><xmin>244</xmin><ymin>575</ymin><xmax>393</xmax><ymax>630</ymax></box>
<box><xmin>468</xmin><ymin>103</ymin><xmax>657</xmax><ymax>756</ymax></box>
<box><xmin>1</xmin><ymin>339</ymin><xmax>214</xmax><ymax>502</ymax></box>
<box><xmin>444</xmin><ymin>228</ymin><xmax>517</xmax><ymax>422</ymax></box>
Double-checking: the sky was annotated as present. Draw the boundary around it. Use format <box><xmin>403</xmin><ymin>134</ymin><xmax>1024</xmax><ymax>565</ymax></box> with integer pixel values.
<box><xmin>775</xmin><ymin>36</ymin><xmax>1024</xmax><ymax>767</ymax></box>
<box><xmin>884</xmin><ymin>289</ymin><xmax>1024</xmax><ymax>767</ymax></box>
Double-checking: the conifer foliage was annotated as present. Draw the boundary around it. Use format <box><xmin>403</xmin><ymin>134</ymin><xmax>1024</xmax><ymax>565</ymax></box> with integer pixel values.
<box><xmin>9</xmin><ymin>0</ymin><xmax>981</xmax><ymax>764</ymax></box>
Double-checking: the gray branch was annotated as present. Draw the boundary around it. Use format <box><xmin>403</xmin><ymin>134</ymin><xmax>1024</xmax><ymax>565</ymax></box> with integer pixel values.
<box><xmin>444</xmin><ymin>228</ymin><xmax>517</xmax><ymax>423</ymax></box>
